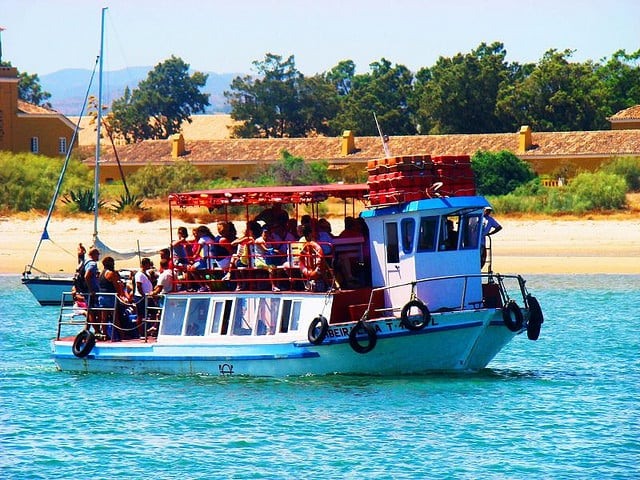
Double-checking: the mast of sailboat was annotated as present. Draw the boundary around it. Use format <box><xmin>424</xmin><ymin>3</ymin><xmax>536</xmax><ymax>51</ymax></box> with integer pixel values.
<box><xmin>93</xmin><ymin>7</ymin><xmax>107</xmax><ymax>244</ymax></box>
<box><xmin>373</xmin><ymin>112</ymin><xmax>391</xmax><ymax>158</ymax></box>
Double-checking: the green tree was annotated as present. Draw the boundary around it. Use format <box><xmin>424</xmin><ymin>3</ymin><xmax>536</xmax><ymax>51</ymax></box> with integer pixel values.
<box><xmin>594</xmin><ymin>49</ymin><xmax>640</xmax><ymax>116</ymax></box>
<box><xmin>329</xmin><ymin>58</ymin><xmax>415</xmax><ymax>136</ymax></box>
<box><xmin>225</xmin><ymin>53</ymin><xmax>338</xmax><ymax>138</ymax></box>
<box><xmin>496</xmin><ymin>49</ymin><xmax>606</xmax><ymax>131</ymax></box>
<box><xmin>413</xmin><ymin>42</ymin><xmax>514</xmax><ymax>134</ymax></box>
<box><xmin>0</xmin><ymin>61</ymin><xmax>52</xmax><ymax>107</ymax></box>
<box><xmin>472</xmin><ymin>150</ymin><xmax>536</xmax><ymax>195</ymax></box>
<box><xmin>109</xmin><ymin>56</ymin><xmax>209</xmax><ymax>143</ymax></box>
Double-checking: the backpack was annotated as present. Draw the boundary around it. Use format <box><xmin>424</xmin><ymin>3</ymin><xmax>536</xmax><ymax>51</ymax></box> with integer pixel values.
<box><xmin>73</xmin><ymin>261</ymin><xmax>89</xmax><ymax>294</ymax></box>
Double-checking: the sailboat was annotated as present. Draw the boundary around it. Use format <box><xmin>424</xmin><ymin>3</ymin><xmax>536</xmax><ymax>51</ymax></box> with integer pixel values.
<box><xmin>23</xmin><ymin>7</ymin><xmax>157</xmax><ymax>305</ymax></box>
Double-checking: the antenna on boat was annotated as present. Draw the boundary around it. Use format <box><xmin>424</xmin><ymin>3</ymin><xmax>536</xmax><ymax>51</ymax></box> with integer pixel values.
<box><xmin>373</xmin><ymin>112</ymin><xmax>391</xmax><ymax>158</ymax></box>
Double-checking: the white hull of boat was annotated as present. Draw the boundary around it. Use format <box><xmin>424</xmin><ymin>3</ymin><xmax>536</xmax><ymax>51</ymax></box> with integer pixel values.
<box><xmin>51</xmin><ymin>310</ymin><xmax>519</xmax><ymax>376</ymax></box>
<box><xmin>22</xmin><ymin>277</ymin><xmax>73</xmax><ymax>306</ymax></box>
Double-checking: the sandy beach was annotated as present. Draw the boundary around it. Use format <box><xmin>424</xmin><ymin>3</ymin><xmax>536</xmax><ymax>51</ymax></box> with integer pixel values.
<box><xmin>3</xmin><ymin>215</ymin><xmax>639</xmax><ymax>275</ymax></box>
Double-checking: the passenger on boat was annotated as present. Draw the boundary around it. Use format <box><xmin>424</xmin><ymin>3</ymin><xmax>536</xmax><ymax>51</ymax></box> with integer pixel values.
<box><xmin>171</xmin><ymin>226</ymin><xmax>191</xmax><ymax>267</ymax></box>
<box><xmin>213</xmin><ymin>221</ymin><xmax>236</xmax><ymax>270</ymax></box>
<box><xmin>222</xmin><ymin>222</ymin><xmax>258</xmax><ymax>291</ymax></box>
<box><xmin>84</xmin><ymin>247</ymin><xmax>101</xmax><ymax>331</ymax></box>
<box><xmin>158</xmin><ymin>248</ymin><xmax>174</xmax><ymax>270</ymax></box>
<box><xmin>98</xmin><ymin>256</ymin><xmax>132</xmax><ymax>340</ymax></box>
<box><xmin>255</xmin><ymin>203</ymin><xmax>289</xmax><ymax>228</ymax></box>
<box><xmin>266</xmin><ymin>222</ymin><xmax>292</xmax><ymax>266</ymax></box>
<box><xmin>186</xmin><ymin>225</ymin><xmax>217</xmax><ymax>290</ymax></box>
<box><xmin>152</xmin><ymin>258</ymin><xmax>174</xmax><ymax>296</ymax></box>
<box><xmin>333</xmin><ymin>216</ymin><xmax>365</xmax><ymax>288</ymax></box>
<box><xmin>481</xmin><ymin>207</ymin><xmax>502</xmax><ymax>267</ymax></box>
<box><xmin>253</xmin><ymin>227</ymin><xmax>281</xmax><ymax>292</ymax></box>
<box><xmin>77</xmin><ymin>242</ymin><xmax>86</xmax><ymax>268</ymax></box>
<box><xmin>316</xmin><ymin>218</ymin><xmax>335</xmax><ymax>256</ymax></box>
<box><xmin>134</xmin><ymin>257</ymin><xmax>155</xmax><ymax>335</ymax></box>
<box><xmin>443</xmin><ymin>219</ymin><xmax>459</xmax><ymax>250</ymax></box>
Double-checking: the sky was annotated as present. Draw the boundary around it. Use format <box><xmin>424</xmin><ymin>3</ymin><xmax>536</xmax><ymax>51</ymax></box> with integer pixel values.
<box><xmin>1</xmin><ymin>0</ymin><xmax>639</xmax><ymax>77</ymax></box>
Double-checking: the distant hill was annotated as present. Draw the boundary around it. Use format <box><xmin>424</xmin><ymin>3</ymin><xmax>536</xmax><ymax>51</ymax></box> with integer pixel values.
<box><xmin>40</xmin><ymin>67</ymin><xmax>240</xmax><ymax>115</ymax></box>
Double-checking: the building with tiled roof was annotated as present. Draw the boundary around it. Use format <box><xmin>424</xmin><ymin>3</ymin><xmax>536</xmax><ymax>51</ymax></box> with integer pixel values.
<box><xmin>0</xmin><ymin>66</ymin><xmax>77</xmax><ymax>157</ymax></box>
<box><xmin>609</xmin><ymin>105</ymin><xmax>640</xmax><ymax>130</ymax></box>
<box><xmin>91</xmin><ymin>121</ymin><xmax>640</xmax><ymax>184</ymax></box>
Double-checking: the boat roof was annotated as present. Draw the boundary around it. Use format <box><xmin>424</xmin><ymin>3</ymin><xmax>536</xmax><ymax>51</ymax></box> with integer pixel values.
<box><xmin>169</xmin><ymin>184</ymin><xmax>369</xmax><ymax>208</ymax></box>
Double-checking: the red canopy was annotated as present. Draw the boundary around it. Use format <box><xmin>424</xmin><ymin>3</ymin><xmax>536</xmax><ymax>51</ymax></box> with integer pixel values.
<box><xmin>169</xmin><ymin>184</ymin><xmax>370</xmax><ymax>209</ymax></box>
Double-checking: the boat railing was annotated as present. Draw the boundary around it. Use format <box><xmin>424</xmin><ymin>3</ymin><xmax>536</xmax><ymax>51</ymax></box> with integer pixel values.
<box><xmin>172</xmin><ymin>237</ymin><xmax>368</xmax><ymax>292</ymax></box>
<box><xmin>56</xmin><ymin>292</ymin><xmax>161</xmax><ymax>342</ymax></box>
<box><xmin>360</xmin><ymin>273</ymin><xmax>530</xmax><ymax>321</ymax></box>
<box><xmin>22</xmin><ymin>264</ymin><xmax>53</xmax><ymax>279</ymax></box>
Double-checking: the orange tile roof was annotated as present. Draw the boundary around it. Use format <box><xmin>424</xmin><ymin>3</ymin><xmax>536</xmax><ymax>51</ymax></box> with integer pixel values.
<box><xmin>16</xmin><ymin>99</ymin><xmax>58</xmax><ymax>115</ymax></box>
<box><xmin>609</xmin><ymin>105</ymin><xmax>640</xmax><ymax>120</ymax></box>
<box><xmin>92</xmin><ymin>129</ymin><xmax>640</xmax><ymax>166</ymax></box>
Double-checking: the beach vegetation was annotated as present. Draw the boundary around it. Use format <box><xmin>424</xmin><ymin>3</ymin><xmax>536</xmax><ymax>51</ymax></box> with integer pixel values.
<box><xmin>472</xmin><ymin>150</ymin><xmax>536</xmax><ymax>195</ymax></box>
<box><xmin>127</xmin><ymin>160</ymin><xmax>204</xmax><ymax>198</ymax></box>
<box><xmin>60</xmin><ymin>188</ymin><xmax>106</xmax><ymax>213</ymax></box>
<box><xmin>601</xmin><ymin>156</ymin><xmax>640</xmax><ymax>191</ymax></box>
<box><xmin>109</xmin><ymin>193</ymin><xmax>146</xmax><ymax>213</ymax></box>
<box><xmin>251</xmin><ymin>150</ymin><xmax>329</xmax><ymax>186</ymax></box>
<box><xmin>0</xmin><ymin>152</ymin><xmax>90</xmax><ymax>212</ymax></box>
<box><xmin>490</xmin><ymin>171</ymin><xmax>627</xmax><ymax>214</ymax></box>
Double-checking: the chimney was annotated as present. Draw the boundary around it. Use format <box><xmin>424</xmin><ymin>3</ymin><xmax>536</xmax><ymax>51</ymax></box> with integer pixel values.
<box><xmin>171</xmin><ymin>133</ymin><xmax>185</xmax><ymax>158</ymax></box>
<box><xmin>341</xmin><ymin>130</ymin><xmax>356</xmax><ymax>156</ymax></box>
<box><xmin>518</xmin><ymin>125</ymin><xmax>532</xmax><ymax>153</ymax></box>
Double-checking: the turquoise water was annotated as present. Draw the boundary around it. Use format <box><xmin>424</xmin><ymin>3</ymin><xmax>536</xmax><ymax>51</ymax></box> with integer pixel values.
<box><xmin>1</xmin><ymin>274</ymin><xmax>639</xmax><ymax>479</ymax></box>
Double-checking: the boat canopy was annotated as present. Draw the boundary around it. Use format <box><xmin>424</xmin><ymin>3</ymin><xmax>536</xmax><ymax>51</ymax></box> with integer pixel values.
<box><xmin>169</xmin><ymin>184</ymin><xmax>370</xmax><ymax>208</ymax></box>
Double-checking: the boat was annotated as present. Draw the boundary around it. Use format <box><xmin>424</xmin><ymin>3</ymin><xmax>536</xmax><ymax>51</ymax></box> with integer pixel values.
<box><xmin>23</xmin><ymin>7</ymin><xmax>154</xmax><ymax>305</ymax></box>
<box><xmin>51</xmin><ymin>151</ymin><xmax>545</xmax><ymax>376</ymax></box>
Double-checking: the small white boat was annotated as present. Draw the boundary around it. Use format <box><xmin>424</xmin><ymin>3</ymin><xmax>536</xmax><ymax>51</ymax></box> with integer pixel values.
<box><xmin>51</xmin><ymin>154</ymin><xmax>544</xmax><ymax>376</ymax></box>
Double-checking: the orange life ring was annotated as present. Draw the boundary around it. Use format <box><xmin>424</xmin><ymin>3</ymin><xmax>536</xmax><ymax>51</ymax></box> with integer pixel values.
<box><xmin>299</xmin><ymin>241</ymin><xmax>324</xmax><ymax>280</ymax></box>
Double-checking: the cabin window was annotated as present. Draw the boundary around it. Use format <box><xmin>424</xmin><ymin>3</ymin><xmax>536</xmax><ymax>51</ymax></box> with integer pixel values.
<box><xmin>256</xmin><ymin>297</ymin><xmax>280</xmax><ymax>335</ymax></box>
<box><xmin>280</xmin><ymin>300</ymin><xmax>292</xmax><ymax>333</ymax></box>
<box><xmin>210</xmin><ymin>300</ymin><xmax>231</xmax><ymax>334</ymax></box>
<box><xmin>220</xmin><ymin>300</ymin><xmax>232</xmax><ymax>335</ymax></box>
<box><xmin>290</xmin><ymin>301</ymin><xmax>302</xmax><ymax>331</ymax></box>
<box><xmin>30</xmin><ymin>137</ymin><xmax>39</xmax><ymax>153</ymax></box>
<box><xmin>58</xmin><ymin>137</ymin><xmax>67</xmax><ymax>154</ymax></box>
<box><xmin>439</xmin><ymin>216</ymin><xmax>459</xmax><ymax>251</ymax></box>
<box><xmin>232</xmin><ymin>297</ymin><xmax>253</xmax><ymax>335</ymax></box>
<box><xmin>160</xmin><ymin>298</ymin><xmax>188</xmax><ymax>335</ymax></box>
<box><xmin>459</xmin><ymin>214</ymin><xmax>481</xmax><ymax>250</ymax></box>
<box><xmin>417</xmin><ymin>217</ymin><xmax>438</xmax><ymax>252</ymax></box>
<box><xmin>185</xmin><ymin>298</ymin><xmax>209</xmax><ymax>336</ymax></box>
<box><xmin>385</xmin><ymin>222</ymin><xmax>400</xmax><ymax>263</ymax></box>
<box><xmin>401</xmin><ymin>218</ymin><xmax>415</xmax><ymax>253</ymax></box>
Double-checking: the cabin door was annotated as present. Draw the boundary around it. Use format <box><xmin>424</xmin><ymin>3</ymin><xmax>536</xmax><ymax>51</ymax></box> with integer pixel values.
<box><xmin>384</xmin><ymin>221</ymin><xmax>402</xmax><ymax>286</ymax></box>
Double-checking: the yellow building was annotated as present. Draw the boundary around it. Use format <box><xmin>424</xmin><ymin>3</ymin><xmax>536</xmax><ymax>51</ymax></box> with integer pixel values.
<box><xmin>0</xmin><ymin>66</ymin><xmax>76</xmax><ymax>157</ymax></box>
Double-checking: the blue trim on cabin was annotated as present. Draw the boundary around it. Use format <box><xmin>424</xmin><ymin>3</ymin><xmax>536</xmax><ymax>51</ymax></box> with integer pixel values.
<box><xmin>360</xmin><ymin>196</ymin><xmax>490</xmax><ymax>218</ymax></box>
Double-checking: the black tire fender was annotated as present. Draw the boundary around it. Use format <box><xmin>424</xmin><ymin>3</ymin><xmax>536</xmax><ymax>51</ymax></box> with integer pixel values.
<box><xmin>400</xmin><ymin>299</ymin><xmax>431</xmax><ymax>331</ymax></box>
<box><xmin>72</xmin><ymin>329</ymin><xmax>96</xmax><ymax>358</ymax></box>
<box><xmin>502</xmin><ymin>300</ymin><xmax>524</xmax><ymax>332</ymax></box>
<box><xmin>308</xmin><ymin>315</ymin><xmax>329</xmax><ymax>345</ymax></box>
<box><xmin>526</xmin><ymin>294</ymin><xmax>544</xmax><ymax>340</ymax></box>
<box><xmin>349</xmin><ymin>320</ymin><xmax>377</xmax><ymax>354</ymax></box>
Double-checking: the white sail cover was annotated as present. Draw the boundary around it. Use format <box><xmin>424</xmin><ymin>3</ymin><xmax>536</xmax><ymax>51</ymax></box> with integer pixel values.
<box><xmin>93</xmin><ymin>235</ymin><xmax>165</xmax><ymax>262</ymax></box>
